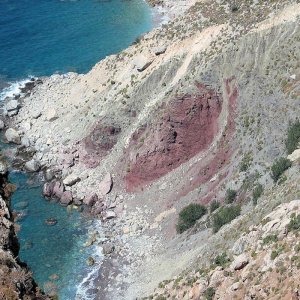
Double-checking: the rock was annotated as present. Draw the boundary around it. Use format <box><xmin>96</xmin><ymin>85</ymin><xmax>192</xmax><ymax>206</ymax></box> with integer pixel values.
<box><xmin>231</xmin><ymin>253</ymin><xmax>249</xmax><ymax>271</ymax></box>
<box><xmin>45</xmin><ymin>169</ymin><xmax>55</xmax><ymax>181</ymax></box>
<box><xmin>63</xmin><ymin>174</ymin><xmax>80</xmax><ymax>186</ymax></box>
<box><xmin>123</xmin><ymin>227</ymin><xmax>130</xmax><ymax>234</ymax></box>
<box><xmin>5</xmin><ymin>128</ymin><xmax>21</xmax><ymax>144</ymax></box>
<box><xmin>0</xmin><ymin>119</ymin><xmax>4</xmax><ymax>130</ymax></box>
<box><xmin>104</xmin><ymin>210</ymin><xmax>116</xmax><ymax>219</ymax></box>
<box><xmin>49</xmin><ymin>274</ymin><xmax>59</xmax><ymax>281</ymax></box>
<box><xmin>102</xmin><ymin>243</ymin><xmax>115</xmax><ymax>255</ymax></box>
<box><xmin>45</xmin><ymin>218</ymin><xmax>57</xmax><ymax>226</ymax></box>
<box><xmin>21</xmin><ymin>136</ymin><xmax>30</xmax><ymax>147</ymax></box>
<box><xmin>52</xmin><ymin>181</ymin><xmax>65</xmax><ymax>198</ymax></box>
<box><xmin>0</xmin><ymin>160</ymin><xmax>8</xmax><ymax>175</ymax></box>
<box><xmin>32</xmin><ymin>110</ymin><xmax>42</xmax><ymax>119</ymax></box>
<box><xmin>60</xmin><ymin>191</ymin><xmax>73</xmax><ymax>206</ymax></box>
<box><xmin>6</xmin><ymin>99</ymin><xmax>20</xmax><ymax>116</ymax></box>
<box><xmin>24</xmin><ymin>159</ymin><xmax>40</xmax><ymax>172</ymax></box>
<box><xmin>46</xmin><ymin>108</ymin><xmax>57</xmax><ymax>121</ymax></box>
<box><xmin>134</xmin><ymin>55</ymin><xmax>153</xmax><ymax>72</ymax></box>
<box><xmin>209</xmin><ymin>270</ymin><xmax>224</xmax><ymax>288</ymax></box>
<box><xmin>153</xmin><ymin>46</ymin><xmax>167</xmax><ymax>55</ymax></box>
<box><xmin>92</xmin><ymin>201</ymin><xmax>104</xmax><ymax>215</ymax></box>
<box><xmin>230</xmin><ymin>282</ymin><xmax>241</xmax><ymax>291</ymax></box>
<box><xmin>287</xmin><ymin>149</ymin><xmax>300</xmax><ymax>162</ymax></box>
<box><xmin>99</xmin><ymin>173</ymin><xmax>113</xmax><ymax>196</ymax></box>
<box><xmin>87</xmin><ymin>256</ymin><xmax>95</xmax><ymax>266</ymax></box>
<box><xmin>83</xmin><ymin>193</ymin><xmax>98</xmax><ymax>206</ymax></box>
<box><xmin>43</xmin><ymin>182</ymin><xmax>54</xmax><ymax>197</ymax></box>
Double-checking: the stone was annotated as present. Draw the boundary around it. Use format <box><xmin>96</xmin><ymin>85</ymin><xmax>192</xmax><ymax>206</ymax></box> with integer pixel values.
<box><xmin>52</xmin><ymin>181</ymin><xmax>65</xmax><ymax>198</ymax></box>
<box><xmin>231</xmin><ymin>253</ymin><xmax>249</xmax><ymax>271</ymax></box>
<box><xmin>21</xmin><ymin>136</ymin><xmax>30</xmax><ymax>147</ymax></box>
<box><xmin>60</xmin><ymin>191</ymin><xmax>73</xmax><ymax>206</ymax></box>
<box><xmin>24</xmin><ymin>159</ymin><xmax>40</xmax><ymax>172</ymax></box>
<box><xmin>0</xmin><ymin>160</ymin><xmax>8</xmax><ymax>175</ymax></box>
<box><xmin>87</xmin><ymin>256</ymin><xmax>95</xmax><ymax>266</ymax></box>
<box><xmin>5</xmin><ymin>128</ymin><xmax>21</xmax><ymax>144</ymax></box>
<box><xmin>83</xmin><ymin>193</ymin><xmax>98</xmax><ymax>206</ymax></box>
<box><xmin>99</xmin><ymin>173</ymin><xmax>113</xmax><ymax>196</ymax></box>
<box><xmin>287</xmin><ymin>149</ymin><xmax>300</xmax><ymax>162</ymax></box>
<box><xmin>6</xmin><ymin>100</ymin><xmax>20</xmax><ymax>116</ymax></box>
<box><xmin>153</xmin><ymin>46</ymin><xmax>167</xmax><ymax>55</ymax></box>
<box><xmin>104</xmin><ymin>210</ymin><xmax>116</xmax><ymax>219</ymax></box>
<box><xmin>230</xmin><ymin>282</ymin><xmax>241</xmax><ymax>291</ymax></box>
<box><xmin>0</xmin><ymin>119</ymin><xmax>4</xmax><ymax>130</ymax></box>
<box><xmin>63</xmin><ymin>174</ymin><xmax>80</xmax><ymax>186</ymax></box>
<box><xmin>134</xmin><ymin>55</ymin><xmax>153</xmax><ymax>72</ymax></box>
<box><xmin>43</xmin><ymin>182</ymin><xmax>54</xmax><ymax>197</ymax></box>
<box><xmin>102</xmin><ymin>243</ymin><xmax>115</xmax><ymax>255</ymax></box>
<box><xmin>46</xmin><ymin>108</ymin><xmax>57</xmax><ymax>121</ymax></box>
<box><xmin>209</xmin><ymin>270</ymin><xmax>224</xmax><ymax>288</ymax></box>
<box><xmin>45</xmin><ymin>169</ymin><xmax>55</xmax><ymax>181</ymax></box>
<box><xmin>32</xmin><ymin>110</ymin><xmax>42</xmax><ymax>119</ymax></box>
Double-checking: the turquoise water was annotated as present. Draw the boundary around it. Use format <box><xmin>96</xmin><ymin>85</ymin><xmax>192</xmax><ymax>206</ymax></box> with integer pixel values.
<box><xmin>0</xmin><ymin>0</ymin><xmax>152</xmax><ymax>298</ymax></box>
<box><xmin>0</xmin><ymin>0</ymin><xmax>152</xmax><ymax>82</ymax></box>
<box><xmin>10</xmin><ymin>171</ymin><xmax>96</xmax><ymax>299</ymax></box>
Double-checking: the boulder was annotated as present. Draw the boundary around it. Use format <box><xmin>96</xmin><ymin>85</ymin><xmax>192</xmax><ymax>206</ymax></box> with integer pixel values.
<box><xmin>102</xmin><ymin>243</ymin><xmax>115</xmax><ymax>255</ymax></box>
<box><xmin>231</xmin><ymin>253</ymin><xmax>249</xmax><ymax>271</ymax></box>
<box><xmin>6</xmin><ymin>99</ymin><xmax>20</xmax><ymax>116</ymax></box>
<box><xmin>91</xmin><ymin>201</ymin><xmax>104</xmax><ymax>215</ymax></box>
<box><xmin>0</xmin><ymin>119</ymin><xmax>4</xmax><ymax>130</ymax></box>
<box><xmin>52</xmin><ymin>181</ymin><xmax>65</xmax><ymax>198</ymax></box>
<box><xmin>104</xmin><ymin>210</ymin><xmax>116</xmax><ymax>220</ymax></box>
<box><xmin>287</xmin><ymin>149</ymin><xmax>300</xmax><ymax>162</ymax></box>
<box><xmin>134</xmin><ymin>55</ymin><xmax>153</xmax><ymax>72</ymax></box>
<box><xmin>60</xmin><ymin>191</ymin><xmax>73</xmax><ymax>206</ymax></box>
<box><xmin>83</xmin><ymin>193</ymin><xmax>98</xmax><ymax>206</ymax></box>
<box><xmin>153</xmin><ymin>46</ymin><xmax>167</xmax><ymax>55</ymax></box>
<box><xmin>21</xmin><ymin>136</ymin><xmax>30</xmax><ymax>147</ymax></box>
<box><xmin>46</xmin><ymin>108</ymin><xmax>57</xmax><ymax>121</ymax></box>
<box><xmin>5</xmin><ymin>128</ymin><xmax>21</xmax><ymax>144</ymax></box>
<box><xmin>0</xmin><ymin>160</ymin><xmax>8</xmax><ymax>175</ymax></box>
<box><xmin>63</xmin><ymin>174</ymin><xmax>80</xmax><ymax>186</ymax></box>
<box><xmin>32</xmin><ymin>110</ymin><xmax>42</xmax><ymax>119</ymax></box>
<box><xmin>43</xmin><ymin>182</ymin><xmax>55</xmax><ymax>197</ymax></box>
<box><xmin>24</xmin><ymin>159</ymin><xmax>40</xmax><ymax>172</ymax></box>
<box><xmin>99</xmin><ymin>173</ymin><xmax>113</xmax><ymax>196</ymax></box>
<box><xmin>44</xmin><ymin>169</ymin><xmax>55</xmax><ymax>181</ymax></box>
<box><xmin>209</xmin><ymin>270</ymin><xmax>224</xmax><ymax>288</ymax></box>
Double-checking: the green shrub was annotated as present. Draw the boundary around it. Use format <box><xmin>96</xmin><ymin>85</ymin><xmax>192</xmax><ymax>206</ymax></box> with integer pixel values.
<box><xmin>213</xmin><ymin>253</ymin><xmax>229</xmax><ymax>268</ymax></box>
<box><xmin>240</xmin><ymin>151</ymin><xmax>253</xmax><ymax>171</ymax></box>
<box><xmin>210</xmin><ymin>200</ymin><xmax>220</xmax><ymax>213</ymax></box>
<box><xmin>176</xmin><ymin>203</ymin><xmax>207</xmax><ymax>233</ymax></box>
<box><xmin>252</xmin><ymin>183</ymin><xmax>263</xmax><ymax>205</ymax></box>
<box><xmin>286</xmin><ymin>120</ymin><xmax>300</xmax><ymax>154</ymax></box>
<box><xmin>225</xmin><ymin>189</ymin><xmax>237</xmax><ymax>204</ymax></box>
<box><xmin>287</xmin><ymin>213</ymin><xmax>300</xmax><ymax>232</ymax></box>
<box><xmin>271</xmin><ymin>249</ymin><xmax>279</xmax><ymax>260</ymax></box>
<box><xmin>263</xmin><ymin>234</ymin><xmax>278</xmax><ymax>245</ymax></box>
<box><xmin>271</xmin><ymin>157</ymin><xmax>292</xmax><ymax>182</ymax></box>
<box><xmin>212</xmin><ymin>205</ymin><xmax>241</xmax><ymax>233</ymax></box>
<box><xmin>203</xmin><ymin>287</ymin><xmax>216</xmax><ymax>300</ymax></box>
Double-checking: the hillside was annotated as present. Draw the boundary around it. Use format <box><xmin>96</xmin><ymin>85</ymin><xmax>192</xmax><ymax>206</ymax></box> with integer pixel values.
<box><xmin>2</xmin><ymin>0</ymin><xmax>300</xmax><ymax>299</ymax></box>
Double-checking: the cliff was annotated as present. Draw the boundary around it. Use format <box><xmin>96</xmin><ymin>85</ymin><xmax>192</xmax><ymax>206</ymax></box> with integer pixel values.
<box><xmin>2</xmin><ymin>0</ymin><xmax>300</xmax><ymax>299</ymax></box>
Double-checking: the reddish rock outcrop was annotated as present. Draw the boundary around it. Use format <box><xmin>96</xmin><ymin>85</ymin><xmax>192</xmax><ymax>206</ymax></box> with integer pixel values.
<box><xmin>124</xmin><ymin>83</ymin><xmax>223</xmax><ymax>191</ymax></box>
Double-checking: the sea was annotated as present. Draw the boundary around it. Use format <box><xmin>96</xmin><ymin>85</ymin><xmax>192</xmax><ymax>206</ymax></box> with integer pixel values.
<box><xmin>0</xmin><ymin>0</ymin><xmax>152</xmax><ymax>299</ymax></box>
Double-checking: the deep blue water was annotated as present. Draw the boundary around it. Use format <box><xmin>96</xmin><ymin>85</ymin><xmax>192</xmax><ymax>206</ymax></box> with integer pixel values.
<box><xmin>0</xmin><ymin>0</ymin><xmax>152</xmax><ymax>298</ymax></box>
<box><xmin>0</xmin><ymin>0</ymin><xmax>152</xmax><ymax>82</ymax></box>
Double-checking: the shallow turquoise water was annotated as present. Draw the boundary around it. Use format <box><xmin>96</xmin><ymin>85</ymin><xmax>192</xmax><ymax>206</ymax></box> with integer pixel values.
<box><xmin>9</xmin><ymin>171</ymin><xmax>97</xmax><ymax>299</ymax></box>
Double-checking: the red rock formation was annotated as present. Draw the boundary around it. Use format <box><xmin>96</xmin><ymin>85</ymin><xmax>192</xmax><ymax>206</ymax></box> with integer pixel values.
<box><xmin>124</xmin><ymin>83</ymin><xmax>223</xmax><ymax>191</ymax></box>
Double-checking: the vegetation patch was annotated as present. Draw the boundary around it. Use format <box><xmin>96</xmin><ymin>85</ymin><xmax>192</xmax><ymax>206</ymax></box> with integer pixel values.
<box><xmin>286</xmin><ymin>120</ymin><xmax>300</xmax><ymax>154</ymax></box>
<box><xmin>203</xmin><ymin>287</ymin><xmax>216</xmax><ymax>300</ymax></box>
<box><xmin>271</xmin><ymin>157</ymin><xmax>292</xmax><ymax>182</ymax></box>
<box><xmin>252</xmin><ymin>183</ymin><xmax>263</xmax><ymax>205</ymax></box>
<box><xmin>225</xmin><ymin>188</ymin><xmax>237</xmax><ymax>204</ymax></box>
<box><xmin>210</xmin><ymin>200</ymin><xmax>220</xmax><ymax>213</ymax></box>
<box><xmin>287</xmin><ymin>213</ymin><xmax>300</xmax><ymax>232</ymax></box>
<box><xmin>213</xmin><ymin>253</ymin><xmax>230</xmax><ymax>268</ymax></box>
<box><xmin>263</xmin><ymin>234</ymin><xmax>278</xmax><ymax>245</ymax></box>
<box><xmin>176</xmin><ymin>203</ymin><xmax>207</xmax><ymax>233</ymax></box>
<box><xmin>212</xmin><ymin>205</ymin><xmax>241</xmax><ymax>233</ymax></box>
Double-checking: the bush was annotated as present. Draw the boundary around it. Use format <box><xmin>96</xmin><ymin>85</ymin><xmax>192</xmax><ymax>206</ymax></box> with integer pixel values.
<box><xmin>271</xmin><ymin>157</ymin><xmax>292</xmax><ymax>182</ymax></box>
<box><xmin>286</xmin><ymin>120</ymin><xmax>300</xmax><ymax>154</ymax></box>
<box><xmin>203</xmin><ymin>287</ymin><xmax>216</xmax><ymax>300</ymax></box>
<box><xmin>263</xmin><ymin>234</ymin><xmax>278</xmax><ymax>245</ymax></box>
<box><xmin>287</xmin><ymin>213</ymin><xmax>300</xmax><ymax>232</ymax></box>
<box><xmin>252</xmin><ymin>183</ymin><xmax>263</xmax><ymax>205</ymax></box>
<box><xmin>213</xmin><ymin>253</ymin><xmax>229</xmax><ymax>268</ymax></box>
<box><xmin>212</xmin><ymin>205</ymin><xmax>241</xmax><ymax>233</ymax></box>
<box><xmin>176</xmin><ymin>203</ymin><xmax>207</xmax><ymax>233</ymax></box>
<box><xmin>225</xmin><ymin>189</ymin><xmax>237</xmax><ymax>204</ymax></box>
<box><xmin>210</xmin><ymin>200</ymin><xmax>220</xmax><ymax>213</ymax></box>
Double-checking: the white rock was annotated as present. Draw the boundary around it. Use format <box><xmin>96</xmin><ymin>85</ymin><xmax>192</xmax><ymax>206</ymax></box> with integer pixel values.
<box><xmin>105</xmin><ymin>210</ymin><xmax>116</xmax><ymax>219</ymax></box>
<box><xmin>32</xmin><ymin>110</ymin><xmax>42</xmax><ymax>119</ymax></box>
<box><xmin>0</xmin><ymin>160</ymin><xmax>8</xmax><ymax>175</ymax></box>
<box><xmin>287</xmin><ymin>149</ymin><xmax>300</xmax><ymax>162</ymax></box>
<box><xmin>63</xmin><ymin>174</ymin><xmax>80</xmax><ymax>186</ymax></box>
<box><xmin>99</xmin><ymin>173</ymin><xmax>113</xmax><ymax>196</ymax></box>
<box><xmin>231</xmin><ymin>253</ymin><xmax>249</xmax><ymax>270</ymax></box>
<box><xmin>134</xmin><ymin>55</ymin><xmax>153</xmax><ymax>72</ymax></box>
<box><xmin>24</xmin><ymin>159</ymin><xmax>40</xmax><ymax>172</ymax></box>
<box><xmin>46</xmin><ymin>108</ymin><xmax>57</xmax><ymax>121</ymax></box>
<box><xmin>0</xmin><ymin>120</ymin><xmax>4</xmax><ymax>130</ymax></box>
<box><xmin>5</xmin><ymin>128</ymin><xmax>21</xmax><ymax>144</ymax></box>
<box><xmin>153</xmin><ymin>46</ymin><xmax>167</xmax><ymax>55</ymax></box>
<box><xmin>290</xmin><ymin>74</ymin><xmax>296</xmax><ymax>80</ymax></box>
<box><xmin>21</xmin><ymin>136</ymin><xmax>30</xmax><ymax>147</ymax></box>
<box><xmin>6</xmin><ymin>99</ymin><xmax>19</xmax><ymax>111</ymax></box>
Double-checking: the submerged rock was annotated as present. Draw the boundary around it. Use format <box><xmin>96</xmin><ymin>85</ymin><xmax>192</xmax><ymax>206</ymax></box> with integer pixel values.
<box><xmin>45</xmin><ymin>218</ymin><xmax>58</xmax><ymax>226</ymax></box>
<box><xmin>87</xmin><ymin>256</ymin><xmax>95</xmax><ymax>266</ymax></box>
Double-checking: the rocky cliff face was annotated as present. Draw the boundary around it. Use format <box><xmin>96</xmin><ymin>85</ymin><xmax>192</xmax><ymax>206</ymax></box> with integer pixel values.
<box><xmin>3</xmin><ymin>0</ymin><xmax>300</xmax><ymax>299</ymax></box>
<box><xmin>0</xmin><ymin>161</ymin><xmax>49</xmax><ymax>300</ymax></box>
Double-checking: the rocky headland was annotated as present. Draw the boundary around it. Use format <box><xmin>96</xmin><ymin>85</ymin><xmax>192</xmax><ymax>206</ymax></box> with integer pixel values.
<box><xmin>1</xmin><ymin>0</ymin><xmax>300</xmax><ymax>299</ymax></box>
